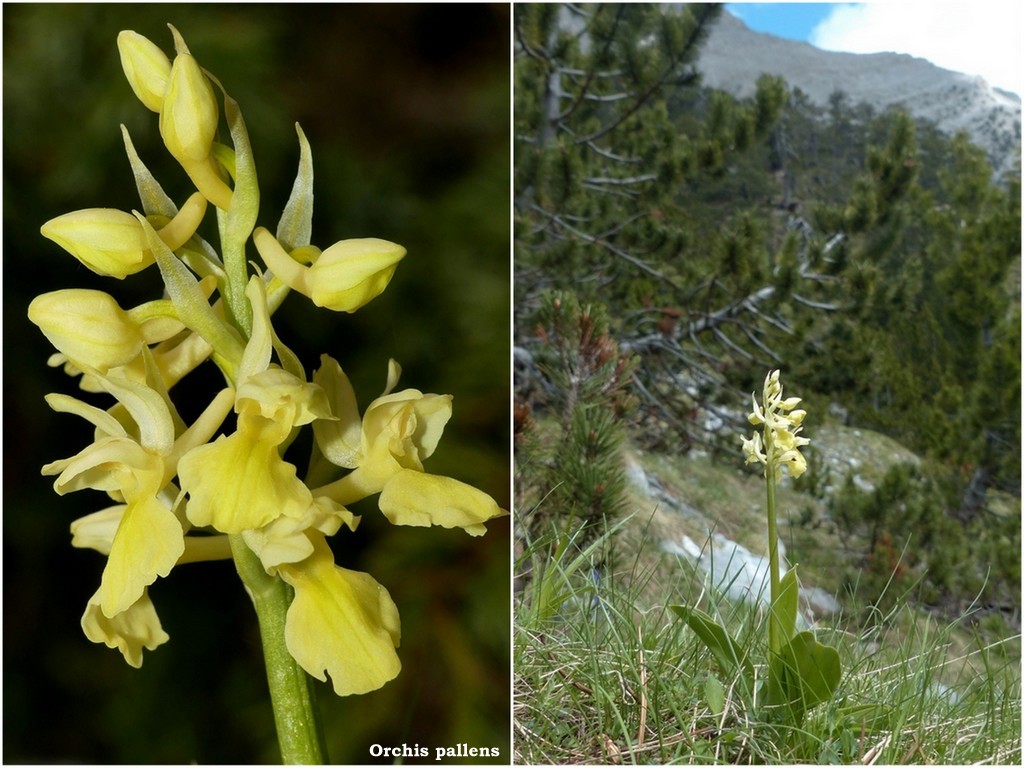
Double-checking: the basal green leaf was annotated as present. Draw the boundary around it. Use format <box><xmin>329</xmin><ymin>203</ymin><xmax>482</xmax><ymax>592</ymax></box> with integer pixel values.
<box><xmin>765</xmin><ymin>629</ymin><xmax>842</xmax><ymax>724</ymax></box>
<box><xmin>670</xmin><ymin>604</ymin><xmax>753</xmax><ymax>688</ymax></box>
<box><xmin>785</xmin><ymin>630</ymin><xmax>841</xmax><ymax>709</ymax></box>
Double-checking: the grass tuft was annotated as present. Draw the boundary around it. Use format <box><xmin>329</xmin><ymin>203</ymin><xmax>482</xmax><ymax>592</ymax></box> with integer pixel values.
<box><xmin>515</xmin><ymin>518</ymin><xmax>1021</xmax><ymax>765</ymax></box>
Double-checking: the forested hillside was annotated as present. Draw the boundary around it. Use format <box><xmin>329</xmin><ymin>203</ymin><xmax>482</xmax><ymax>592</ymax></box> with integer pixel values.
<box><xmin>514</xmin><ymin>2</ymin><xmax>1019</xmax><ymax>635</ymax></box>
<box><xmin>514</xmin><ymin>5</ymin><xmax>1019</xmax><ymax>761</ymax></box>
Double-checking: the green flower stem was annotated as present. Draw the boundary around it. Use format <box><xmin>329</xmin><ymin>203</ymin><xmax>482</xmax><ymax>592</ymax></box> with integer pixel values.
<box><xmin>229</xmin><ymin>535</ymin><xmax>327</xmax><ymax>764</ymax></box>
<box><xmin>764</xmin><ymin>437</ymin><xmax>782</xmax><ymax>656</ymax></box>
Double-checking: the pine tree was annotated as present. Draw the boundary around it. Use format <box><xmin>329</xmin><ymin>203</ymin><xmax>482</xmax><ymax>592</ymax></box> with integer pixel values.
<box><xmin>525</xmin><ymin>291</ymin><xmax>637</xmax><ymax>549</ymax></box>
<box><xmin>515</xmin><ymin>3</ymin><xmax>796</xmax><ymax>449</ymax></box>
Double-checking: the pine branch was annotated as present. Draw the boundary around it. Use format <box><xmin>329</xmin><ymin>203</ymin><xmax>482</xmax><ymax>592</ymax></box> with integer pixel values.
<box><xmin>529</xmin><ymin>203</ymin><xmax>680</xmax><ymax>287</ymax></box>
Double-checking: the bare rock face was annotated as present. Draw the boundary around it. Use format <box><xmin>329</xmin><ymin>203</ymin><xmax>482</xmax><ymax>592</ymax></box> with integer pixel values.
<box><xmin>695</xmin><ymin>11</ymin><xmax>1021</xmax><ymax>179</ymax></box>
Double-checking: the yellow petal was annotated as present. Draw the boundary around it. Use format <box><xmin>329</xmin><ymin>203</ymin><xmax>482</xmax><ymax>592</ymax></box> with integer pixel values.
<box><xmin>178</xmin><ymin>430</ymin><xmax>312</xmax><ymax>533</ymax></box>
<box><xmin>44</xmin><ymin>393</ymin><xmax>127</xmax><ymax>439</ymax></box>
<box><xmin>82</xmin><ymin>588</ymin><xmax>169</xmax><ymax>668</ymax></box>
<box><xmin>70</xmin><ymin>504</ymin><xmax>126</xmax><ymax>555</ymax></box>
<box><xmin>382</xmin><ymin>358</ymin><xmax>402</xmax><ymax>397</ymax></box>
<box><xmin>241</xmin><ymin>498</ymin><xmax>350</xmax><ymax>572</ymax></box>
<box><xmin>378</xmin><ymin>469</ymin><xmax>506</xmax><ymax>536</ymax></box>
<box><xmin>237</xmin><ymin>368</ymin><xmax>332</xmax><ymax>432</ymax></box>
<box><xmin>97</xmin><ymin>373</ymin><xmax>176</xmax><ymax>456</ymax></box>
<box><xmin>99</xmin><ymin>492</ymin><xmax>185</xmax><ymax>617</ymax></box>
<box><xmin>242</xmin><ymin>523</ymin><xmax>315</xmax><ymax>573</ymax></box>
<box><xmin>44</xmin><ymin>436</ymin><xmax>154</xmax><ymax>496</ymax></box>
<box><xmin>239</xmin><ymin>276</ymin><xmax>274</xmax><ymax>382</ymax></box>
<box><xmin>361</xmin><ymin>390</ymin><xmax>453</xmax><ymax>470</ymax></box>
<box><xmin>279</xmin><ymin>535</ymin><xmax>401</xmax><ymax>696</ymax></box>
<box><xmin>312</xmin><ymin>355</ymin><xmax>363</xmax><ymax>469</ymax></box>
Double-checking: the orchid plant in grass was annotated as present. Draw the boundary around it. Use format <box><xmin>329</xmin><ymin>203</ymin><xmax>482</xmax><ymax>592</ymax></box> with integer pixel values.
<box><xmin>29</xmin><ymin>25</ymin><xmax>506</xmax><ymax>763</ymax></box>
<box><xmin>671</xmin><ymin>370</ymin><xmax>841</xmax><ymax>726</ymax></box>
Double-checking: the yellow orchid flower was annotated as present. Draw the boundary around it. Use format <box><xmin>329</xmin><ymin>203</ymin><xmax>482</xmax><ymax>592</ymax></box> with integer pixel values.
<box><xmin>312</xmin><ymin>356</ymin><xmax>507</xmax><ymax>535</ymax></box>
<box><xmin>29</xmin><ymin>290</ymin><xmax>144</xmax><ymax>372</ymax></box>
<box><xmin>43</xmin><ymin>369</ymin><xmax>233</xmax><ymax>618</ymax></box>
<box><xmin>312</xmin><ymin>357</ymin><xmax>451</xmax><ymax>499</ymax></box>
<box><xmin>178</xmin><ymin>279</ymin><xmax>333</xmax><ymax>535</ymax></box>
<box><xmin>177</xmin><ymin>373</ymin><xmax>329</xmax><ymax>534</ymax></box>
<box><xmin>741</xmin><ymin>430</ymin><xmax>766</xmax><ymax>467</ymax></box>
<box><xmin>35</xmin><ymin>273</ymin><xmax>221</xmax><ymax>395</ymax></box>
<box><xmin>160</xmin><ymin>52</ymin><xmax>217</xmax><ymax>164</ymax></box>
<box><xmin>27</xmin><ymin>287</ymin><xmax>204</xmax><ymax>377</ymax></box>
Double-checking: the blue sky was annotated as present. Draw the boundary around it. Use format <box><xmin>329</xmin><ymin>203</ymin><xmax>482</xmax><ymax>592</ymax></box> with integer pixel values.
<box><xmin>725</xmin><ymin>3</ymin><xmax>836</xmax><ymax>42</ymax></box>
<box><xmin>724</xmin><ymin>2</ymin><xmax>1022</xmax><ymax>95</ymax></box>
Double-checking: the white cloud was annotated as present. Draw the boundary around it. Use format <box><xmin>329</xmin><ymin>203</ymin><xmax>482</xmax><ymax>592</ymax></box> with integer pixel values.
<box><xmin>810</xmin><ymin>2</ymin><xmax>1022</xmax><ymax>96</ymax></box>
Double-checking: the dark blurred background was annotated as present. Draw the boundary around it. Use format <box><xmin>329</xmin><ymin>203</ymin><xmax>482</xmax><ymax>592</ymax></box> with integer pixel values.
<box><xmin>3</xmin><ymin>4</ymin><xmax>510</xmax><ymax>763</ymax></box>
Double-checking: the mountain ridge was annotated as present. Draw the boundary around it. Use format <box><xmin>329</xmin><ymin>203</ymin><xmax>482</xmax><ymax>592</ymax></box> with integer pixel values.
<box><xmin>695</xmin><ymin>10</ymin><xmax>1021</xmax><ymax>179</ymax></box>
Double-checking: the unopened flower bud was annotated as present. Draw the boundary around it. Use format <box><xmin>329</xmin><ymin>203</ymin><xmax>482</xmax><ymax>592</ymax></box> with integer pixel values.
<box><xmin>159</xmin><ymin>53</ymin><xmax>218</xmax><ymax>163</ymax></box>
<box><xmin>41</xmin><ymin>193</ymin><xmax>207</xmax><ymax>278</ymax></box>
<box><xmin>157</xmin><ymin>54</ymin><xmax>233</xmax><ymax>210</ymax></box>
<box><xmin>29</xmin><ymin>289</ymin><xmax>144</xmax><ymax>371</ymax></box>
<box><xmin>41</xmin><ymin>209</ymin><xmax>155</xmax><ymax>278</ymax></box>
<box><xmin>117</xmin><ymin>31</ymin><xmax>172</xmax><ymax>112</ymax></box>
<box><xmin>254</xmin><ymin>227</ymin><xmax>406</xmax><ymax>313</ymax></box>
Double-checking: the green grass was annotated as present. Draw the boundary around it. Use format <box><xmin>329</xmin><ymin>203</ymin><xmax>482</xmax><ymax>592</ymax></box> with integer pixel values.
<box><xmin>514</xmin><ymin>522</ymin><xmax>1021</xmax><ymax>764</ymax></box>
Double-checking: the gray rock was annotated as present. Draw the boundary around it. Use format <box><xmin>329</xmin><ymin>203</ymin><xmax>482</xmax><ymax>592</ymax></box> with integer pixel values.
<box><xmin>801</xmin><ymin>586</ymin><xmax>842</xmax><ymax>619</ymax></box>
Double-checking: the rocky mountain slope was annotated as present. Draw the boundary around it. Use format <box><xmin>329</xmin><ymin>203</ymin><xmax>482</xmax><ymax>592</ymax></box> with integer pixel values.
<box><xmin>695</xmin><ymin>10</ymin><xmax>1021</xmax><ymax>179</ymax></box>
